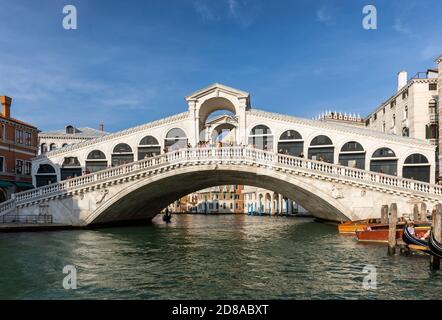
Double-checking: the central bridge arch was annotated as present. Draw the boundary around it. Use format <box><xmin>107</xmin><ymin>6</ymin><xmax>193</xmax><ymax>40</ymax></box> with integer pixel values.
<box><xmin>85</xmin><ymin>163</ymin><xmax>352</xmax><ymax>225</ymax></box>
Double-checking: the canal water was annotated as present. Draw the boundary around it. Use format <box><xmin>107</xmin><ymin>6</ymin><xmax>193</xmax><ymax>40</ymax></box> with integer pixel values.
<box><xmin>0</xmin><ymin>214</ymin><xmax>441</xmax><ymax>300</ymax></box>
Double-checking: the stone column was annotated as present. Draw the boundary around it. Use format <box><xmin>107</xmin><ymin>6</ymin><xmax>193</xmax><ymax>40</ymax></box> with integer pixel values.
<box><xmin>278</xmin><ymin>194</ymin><xmax>283</xmax><ymax>214</ymax></box>
<box><xmin>271</xmin><ymin>193</ymin><xmax>276</xmax><ymax>215</ymax></box>
<box><xmin>288</xmin><ymin>199</ymin><xmax>293</xmax><ymax>214</ymax></box>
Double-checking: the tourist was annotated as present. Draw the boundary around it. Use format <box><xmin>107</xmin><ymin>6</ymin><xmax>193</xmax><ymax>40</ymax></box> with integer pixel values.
<box><xmin>299</xmin><ymin>152</ymin><xmax>304</xmax><ymax>158</ymax></box>
<box><xmin>407</xmin><ymin>222</ymin><xmax>415</xmax><ymax>236</ymax></box>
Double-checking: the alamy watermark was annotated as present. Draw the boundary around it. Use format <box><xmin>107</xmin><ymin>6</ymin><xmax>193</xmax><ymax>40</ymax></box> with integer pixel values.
<box><xmin>63</xmin><ymin>265</ymin><xmax>78</xmax><ymax>290</ymax></box>
<box><xmin>362</xmin><ymin>5</ymin><xmax>377</xmax><ymax>30</ymax></box>
<box><xmin>362</xmin><ymin>265</ymin><xmax>377</xmax><ymax>290</ymax></box>
<box><xmin>63</xmin><ymin>5</ymin><xmax>77</xmax><ymax>30</ymax></box>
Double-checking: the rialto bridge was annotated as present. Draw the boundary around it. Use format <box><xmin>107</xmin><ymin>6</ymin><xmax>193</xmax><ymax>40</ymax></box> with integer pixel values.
<box><xmin>0</xmin><ymin>83</ymin><xmax>440</xmax><ymax>226</ymax></box>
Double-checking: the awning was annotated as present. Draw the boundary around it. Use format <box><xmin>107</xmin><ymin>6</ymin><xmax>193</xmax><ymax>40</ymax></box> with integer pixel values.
<box><xmin>0</xmin><ymin>180</ymin><xmax>14</xmax><ymax>188</ymax></box>
<box><xmin>13</xmin><ymin>182</ymin><xmax>34</xmax><ymax>189</ymax></box>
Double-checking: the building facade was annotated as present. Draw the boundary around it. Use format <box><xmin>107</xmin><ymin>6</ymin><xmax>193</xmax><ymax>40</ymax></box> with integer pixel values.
<box><xmin>364</xmin><ymin>55</ymin><xmax>441</xmax><ymax>182</ymax></box>
<box><xmin>0</xmin><ymin>96</ymin><xmax>39</xmax><ymax>202</ymax></box>
<box><xmin>39</xmin><ymin>124</ymin><xmax>107</xmax><ymax>155</ymax></box>
<box><xmin>242</xmin><ymin>186</ymin><xmax>307</xmax><ymax>215</ymax></box>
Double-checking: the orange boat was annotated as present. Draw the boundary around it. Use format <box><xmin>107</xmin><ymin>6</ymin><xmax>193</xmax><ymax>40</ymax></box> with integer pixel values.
<box><xmin>338</xmin><ymin>219</ymin><xmax>381</xmax><ymax>234</ymax></box>
<box><xmin>356</xmin><ymin>224</ymin><xmax>431</xmax><ymax>243</ymax></box>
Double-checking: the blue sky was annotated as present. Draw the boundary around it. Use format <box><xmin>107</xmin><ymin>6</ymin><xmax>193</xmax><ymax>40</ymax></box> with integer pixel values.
<box><xmin>1</xmin><ymin>0</ymin><xmax>441</xmax><ymax>132</ymax></box>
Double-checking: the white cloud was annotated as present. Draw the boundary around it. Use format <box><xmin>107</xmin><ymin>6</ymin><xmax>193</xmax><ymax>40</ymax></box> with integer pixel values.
<box><xmin>193</xmin><ymin>0</ymin><xmax>218</xmax><ymax>21</ymax></box>
<box><xmin>316</xmin><ymin>6</ymin><xmax>332</xmax><ymax>23</ymax></box>
<box><xmin>393</xmin><ymin>19</ymin><xmax>414</xmax><ymax>37</ymax></box>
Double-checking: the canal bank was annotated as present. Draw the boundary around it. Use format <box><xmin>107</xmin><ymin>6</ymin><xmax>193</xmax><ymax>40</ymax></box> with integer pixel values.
<box><xmin>0</xmin><ymin>214</ymin><xmax>441</xmax><ymax>299</ymax></box>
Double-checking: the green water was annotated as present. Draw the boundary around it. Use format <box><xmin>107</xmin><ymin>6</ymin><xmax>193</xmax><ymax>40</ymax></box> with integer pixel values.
<box><xmin>0</xmin><ymin>214</ymin><xmax>441</xmax><ymax>299</ymax></box>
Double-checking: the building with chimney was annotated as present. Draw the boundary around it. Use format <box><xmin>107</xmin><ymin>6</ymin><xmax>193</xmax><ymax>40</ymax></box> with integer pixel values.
<box><xmin>38</xmin><ymin>124</ymin><xmax>108</xmax><ymax>155</ymax></box>
<box><xmin>364</xmin><ymin>55</ymin><xmax>441</xmax><ymax>181</ymax></box>
<box><xmin>0</xmin><ymin>96</ymin><xmax>39</xmax><ymax>202</ymax></box>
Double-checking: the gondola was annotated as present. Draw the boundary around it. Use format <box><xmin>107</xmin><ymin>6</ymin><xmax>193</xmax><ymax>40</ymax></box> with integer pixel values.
<box><xmin>402</xmin><ymin>224</ymin><xmax>428</xmax><ymax>247</ymax></box>
<box><xmin>428</xmin><ymin>230</ymin><xmax>442</xmax><ymax>258</ymax></box>
<box><xmin>162</xmin><ymin>213</ymin><xmax>172</xmax><ymax>223</ymax></box>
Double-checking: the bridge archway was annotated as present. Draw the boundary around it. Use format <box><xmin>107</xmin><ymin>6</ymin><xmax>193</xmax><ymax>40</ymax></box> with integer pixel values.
<box><xmin>85</xmin><ymin>164</ymin><xmax>353</xmax><ymax>226</ymax></box>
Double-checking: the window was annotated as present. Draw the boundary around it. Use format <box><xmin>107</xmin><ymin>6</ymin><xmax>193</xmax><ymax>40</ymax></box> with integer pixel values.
<box><xmin>50</xmin><ymin>143</ymin><xmax>57</xmax><ymax>151</ymax></box>
<box><xmin>15</xmin><ymin>129</ymin><xmax>23</xmax><ymax>144</ymax></box>
<box><xmin>308</xmin><ymin>135</ymin><xmax>334</xmax><ymax>163</ymax></box>
<box><xmin>392</xmin><ymin>114</ymin><xmax>396</xmax><ymax>126</ymax></box>
<box><xmin>390</xmin><ymin>100</ymin><xmax>396</xmax><ymax>108</ymax></box>
<box><xmin>249</xmin><ymin>125</ymin><xmax>273</xmax><ymax>151</ymax></box>
<box><xmin>24</xmin><ymin>162</ymin><xmax>32</xmax><ymax>175</ymax></box>
<box><xmin>429</xmin><ymin>83</ymin><xmax>437</xmax><ymax>91</ymax></box>
<box><xmin>16</xmin><ymin>160</ymin><xmax>23</xmax><ymax>175</ymax></box>
<box><xmin>41</xmin><ymin>143</ymin><xmax>48</xmax><ymax>154</ymax></box>
<box><xmin>402</xmin><ymin>90</ymin><xmax>408</xmax><ymax>100</ymax></box>
<box><xmin>402</xmin><ymin>127</ymin><xmax>409</xmax><ymax>137</ymax></box>
<box><xmin>426</xmin><ymin>124</ymin><xmax>438</xmax><ymax>139</ymax></box>
<box><xmin>66</xmin><ymin>125</ymin><xmax>75</xmax><ymax>134</ymax></box>
<box><xmin>403</xmin><ymin>154</ymin><xmax>430</xmax><ymax>182</ymax></box>
<box><xmin>373</xmin><ymin>113</ymin><xmax>377</xmax><ymax>120</ymax></box>
<box><xmin>429</xmin><ymin>100</ymin><xmax>437</xmax><ymax>115</ymax></box>
<box><xmin>0</xmin><ymin>157</ymin><xmax>4</xmax><ymax>172</ymax></box>
<box><xmin>278</xmin><ymin>130</ymin><xmax>303</xmax><ymax>156</ymax></box>
<box><xmin>339</xmin><ymin>142</ymin><xmax>365</xmax><ymax>169</ymax></box>
<box><xmin>165</xmin><ymin>128</ymin><xmax>188</xmax><ymax>151</ymax></box>
<box><xmin>138</xmin><ymin>135</ymin><xmax>161</xmax><ymax>159</ymax></box>
<box><xmin>365</xmin><ymin>119</ymin><xmax>370</xmax><ymax>126</ymax></box>
<box><xmin>25</xmin><ymin>132</ymin><xmax>32</xmax><ymax>146</ymax></box>
<box><xmin>382</xmin><ymin>108</ymin><xmax>385</xmax><ymax>115</ymax></box>
<box><xmin>404</xmin><ymin>106</ymin><xmax>408</xmax><ymax>119</ymax></box>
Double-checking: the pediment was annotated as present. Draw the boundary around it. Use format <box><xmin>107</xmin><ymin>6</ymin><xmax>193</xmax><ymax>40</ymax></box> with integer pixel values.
<box><xmin>185</xmin><ymin>83</ymin><xmax>250</xmax><ymax>101</ymax></box>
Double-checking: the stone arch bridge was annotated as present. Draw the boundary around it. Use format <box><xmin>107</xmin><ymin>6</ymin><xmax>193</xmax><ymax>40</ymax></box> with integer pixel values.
<box><xmin>1</xmin><ymin>147</ymin><xmax>442</xmax><ymax>226</ymax></box>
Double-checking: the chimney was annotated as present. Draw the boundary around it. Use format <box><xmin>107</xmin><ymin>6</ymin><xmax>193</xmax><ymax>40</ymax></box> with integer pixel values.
<box><xmin>397</xmin><ymin>71</ymin><xmax>408</xmax><ymax>92</ymax></box>
<box><xmin>0</xmin><ymin>96</ymin><xmax>12</xmax><ymax>118</ymax></box>
<box><xmin>99</xmin><ymin>123</ymin><xmax>104</xmax><ymax>132</ymax></box>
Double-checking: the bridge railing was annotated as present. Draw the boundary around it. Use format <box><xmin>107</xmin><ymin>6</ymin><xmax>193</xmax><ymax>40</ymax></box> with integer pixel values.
<box><xmin>1</xmin><ymin>146</ymin><xmax>442</xmax><ymax>215</ymax></box>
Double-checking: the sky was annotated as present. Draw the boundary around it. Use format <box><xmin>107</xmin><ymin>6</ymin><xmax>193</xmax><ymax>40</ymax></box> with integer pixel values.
<box><xmin>0</xmin><ymin>0</ymin><xmax>441</xmax><ymax>133</ymax></box>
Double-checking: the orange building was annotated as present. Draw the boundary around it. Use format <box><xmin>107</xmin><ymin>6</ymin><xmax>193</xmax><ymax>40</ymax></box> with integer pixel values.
<box><xmin>0</xmin><ymin>96</ymin><xmax>39</xmax><ymax>202</ymax></box>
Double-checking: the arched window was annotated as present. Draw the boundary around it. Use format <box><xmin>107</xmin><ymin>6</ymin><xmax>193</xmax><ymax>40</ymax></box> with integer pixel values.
<box><xmin>308</xmin><ymin>135</ymin><xmax>334</xmax><ymax>163</ymax></box>
<box><xmin>138</xmin><ymin>135</ymin><xmax>161</xmax><ymax>160</ymax></box>
<box><xmin>62</xmin><ymin>143</ymin><xmax>69</xmax><ymax>148</ymax></box>
<box><xmin>86</xmin><ymin>150</ymin><xmax>108</xmax><ymax>173</ymax></box>
<box><xmin>403</xmin><ymin>154</ymin><xmax>430</xmax><ymax>182</ymax></box>
<box><xmin>49</xmin><ymin>143</ymin><xmax>57</xmax><ymax>151</ymax></box>
<box><xmin>339</xmin><ymin>141</ymin><xmax>365</xmax><ymax>169</ymax></box>
<box><xmin>370</xmin><ymin>148</ymin><xmax>397</xmax><ymax>176</ymax></box>
<box><xmin>248</xmin><ymin>125</ymin><xmax>273</xmax><ymax>151</ymax></box>
<box><xmin>66</xmin><ymin>125</ymin><xmax>75</xmax><ymax>134</ymax></box>
<box><xmin>111</xmin><ymin>143</ymin><xmax>134</xmax><ymax>166</ymax></box>
<box><xmin>165</xmin><ymin>128</ymin><xmax>188</xmax><ymax>151</ymax></box>
<box><xmin>278</xmin><ymin>130</ymin><xmax>303</xmax><ymax>156</ymax></box>
<box><xmin>36</xmin><ymin>164</ymin><xmax>57</xmax><ymax>187</ymax></box>
<box><xmin>41</xmin><ymin>143</ymin><xmax>48</xmax><ymax>154</ymax></box>
<box><xmin>61</xmin><ymin>157</ymin><xmax>82</xmax><ymax>180</ymax></box>
<box><xmin>402</xmin><ymin>127</ymin><xmax>409</xmax><ymax>137</ymax></box>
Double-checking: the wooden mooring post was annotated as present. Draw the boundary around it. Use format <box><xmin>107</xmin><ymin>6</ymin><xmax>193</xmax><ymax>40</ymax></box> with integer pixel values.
<box><xmin>413</xmin><ymin>204</ymin><xmax>419</xmax><ymax>221</ymax></box>
<box><xmin>388</xmin><ymin>203</ymin><xmax>398</xmax><ymax>256</ymax></box>
<box><xmin>430</xmin><ymin>203</ymin><xmax>442</xmax><ymax>271</ymax></box>
<box><xmin>381</xmin><ymin>205</ymin><xmax>389</xmax><ymax>224</ymax></box>
<box><xmin>420</xmin><ymin>203</ymin><xmax>427</xmax><ymax>221</ymax></box>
